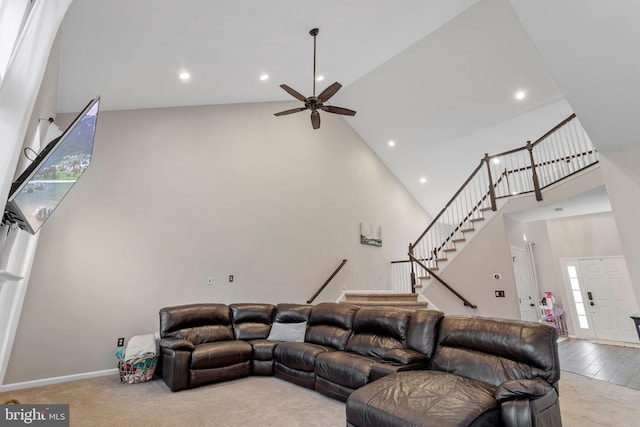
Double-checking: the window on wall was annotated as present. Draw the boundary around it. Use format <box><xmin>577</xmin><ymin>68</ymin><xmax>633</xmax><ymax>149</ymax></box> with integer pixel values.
<box><xmin>567</xmin><ymin>265</ymin><xmax>590</xmax><ymax>329</ymax></box>
<box><xmin>0</xmin><ymin>0</ymin><xmax>32</xmax><ymax>80</ymax></box>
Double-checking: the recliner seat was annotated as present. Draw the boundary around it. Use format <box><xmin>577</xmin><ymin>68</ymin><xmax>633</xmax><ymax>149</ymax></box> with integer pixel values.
<box><xmin>229</xmin><ymin>303</ymin><xmax>276</xmax><ymax>375</ymax></box>
<box><xmin>273</xmin><ymin>302</ymin><xmax>359</xmax><ymax>389</ymax></box>
<box><xmin>158</xmin><ymin>303</ymin><xmax>252</xmax><ymax>391</ymax></box>
<box><xmin>314</xmin><ymin>306</ymin><xmax>442</xmax><ymax>401</ymax></box>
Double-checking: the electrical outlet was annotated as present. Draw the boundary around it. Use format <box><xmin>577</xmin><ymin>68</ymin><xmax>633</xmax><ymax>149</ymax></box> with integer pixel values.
<box><xmin>495</xmin><ymin>290</ymin><xmax>505</xmax><ymax>298</ymax></box>
<box><xmin>207</xmin><ymin>277</ymin><xmax>213</xmax><ymax>285</ymax></box>
<box><xmin>117</xmin><ymin>337</ymin><xmax>125</xmax><ymax>347</ymax></box>
<box><xmin>229</xmin><ymin>275</ymin><xmax>234</xmax><ymax>283</ymax></box>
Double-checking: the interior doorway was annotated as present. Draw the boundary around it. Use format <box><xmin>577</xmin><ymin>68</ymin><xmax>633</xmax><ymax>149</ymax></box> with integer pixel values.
<box><xmin>561</xmin><ymin>257</ymin><xmax>639</xmax><ymax>343</ymax></box>
<box><xmin>511</xmin><ymin>245</ymin><xmax>540</xmax><ymax>322</ymax></box>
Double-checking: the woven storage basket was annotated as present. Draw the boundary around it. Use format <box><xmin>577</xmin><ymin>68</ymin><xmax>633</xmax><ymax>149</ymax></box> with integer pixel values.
<box><xmin>116</xmin><ymin>347</ymin><xmax>156</xmax><ymax>384</ymax></box>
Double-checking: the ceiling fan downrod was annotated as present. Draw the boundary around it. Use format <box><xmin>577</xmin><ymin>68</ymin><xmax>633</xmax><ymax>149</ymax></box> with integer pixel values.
<box><xmin>310</xmin><ymin>28</ymin><xmax>318</xmax><ymax>97</ymax></box>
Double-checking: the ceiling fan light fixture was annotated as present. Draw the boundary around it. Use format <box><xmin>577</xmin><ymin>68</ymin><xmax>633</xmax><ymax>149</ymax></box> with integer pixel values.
<box><xmin>274</xmin><ymin>27</ymin><xmax>356</xmax><ymax>129</ymax></box>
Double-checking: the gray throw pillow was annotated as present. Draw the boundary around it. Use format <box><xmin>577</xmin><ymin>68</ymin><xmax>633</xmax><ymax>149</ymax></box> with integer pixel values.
<box><xmin>267</xmin><ymin>322</ymin><xmax>307</xmax><ymax>342</ymax></box>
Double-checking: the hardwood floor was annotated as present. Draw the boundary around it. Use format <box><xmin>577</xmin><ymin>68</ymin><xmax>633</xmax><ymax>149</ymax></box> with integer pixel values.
<box><xmin>558</xmin><ymin>338</ymin><xmax>640</xmax><ymax>391</ymax></box>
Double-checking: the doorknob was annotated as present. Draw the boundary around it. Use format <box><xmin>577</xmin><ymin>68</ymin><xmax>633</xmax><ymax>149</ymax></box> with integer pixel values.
<box><xmin>587</xmin><ymin>291</ymin><xmax>593</xmax><ymax>300</ymax></box>
<box><xmin>590</xmin><ymin>301</ymin><xmax>595</xmax><ymax>306</ymax></box>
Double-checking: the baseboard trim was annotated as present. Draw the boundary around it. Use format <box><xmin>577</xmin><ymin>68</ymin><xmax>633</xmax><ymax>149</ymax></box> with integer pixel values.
<box><xmin>0</xmin><ymin>368</ymin><xmax>118</xmax><ymax>392</ymax></box>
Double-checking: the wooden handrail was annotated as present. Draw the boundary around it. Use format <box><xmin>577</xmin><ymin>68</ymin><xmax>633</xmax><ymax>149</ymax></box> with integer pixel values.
<box><xmin>531</xmin><ymin>113</ymin><xmax>576</xmax><ymax>148</ymax></box>
<box><xmin>485</xmin><ymin>114</ymin><xmax>577</xmax><ymax>161</ymax></box>
<box><xmin>307</xmin><ymin>259</ymin><xmax>347</xmax><ymax>304</ymax></box>
<box><xmin>412</xmin><ymin>160</ymin><xmax>485</xmax><ymax>247</ymax></box>
<box><xmin>408</xmin><ymin>253</ymin><xmax>477</xmax><ymax>309</ymax></box>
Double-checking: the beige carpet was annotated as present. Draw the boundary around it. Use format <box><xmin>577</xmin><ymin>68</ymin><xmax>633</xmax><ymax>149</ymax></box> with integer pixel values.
<box><xmin>1</xmin><ymin>371</ymin><xmax>639</xmax><ymax>426</ymax></box>
<box><xmin>560</xmin><ymin>371</ymin><xmax>640</xmax><ymax>426</ymax></box>
<box><xmin>1</xmin><ymin>376</ymin><xmax>344</xmax><ymax>427</ymax></box>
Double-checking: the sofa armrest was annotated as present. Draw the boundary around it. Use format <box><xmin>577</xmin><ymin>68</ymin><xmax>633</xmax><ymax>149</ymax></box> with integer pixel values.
<box><xmin>158</xmin><ymin>346</ymin><xmax>191</xmax><ymax>391</ymax></box>
<box><xmin>158</xmin><ymin>337</ymin><xmax>195</xmax><ymax>352</ymax></box>
<box><xmin>384</xmin><ymin>348</ymin><xmax>428</xmax><ymax>365</ymax></box>
<box><xmin>500</xmin><ymin>385</ymin><xmax>561</xmax><ymax>427</ymax></box>
<box><xmin>494</xmin><ymin>378</ymin><xmax>554</xmax><ymax>402</ymax></box>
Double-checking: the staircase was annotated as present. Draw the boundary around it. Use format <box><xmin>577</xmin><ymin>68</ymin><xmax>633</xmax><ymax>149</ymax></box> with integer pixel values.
<box><xmin>342</xmin><ymin>291</ymin><xmax>428</xmax><ymax>310</ymax></box>
<box><xmin>392</xmin><ymin>113</ymin><xmax>599</xmax><ymax>308</ymax></box>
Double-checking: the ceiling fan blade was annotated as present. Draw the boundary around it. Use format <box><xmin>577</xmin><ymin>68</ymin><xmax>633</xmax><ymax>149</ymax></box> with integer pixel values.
<box><xmin>322</xmin><ymin>105</ymin><xmax>357</xmax><ymax>116</ymax></box>
<box><xmin>311</xmin><ymin>110</ymin><xmax>320</xmax><ymax>129</ymax></box>
<box><xmin>274</xmin><ymin>107</ymin><xmax>308</xmax><ymax>116</ymax></box>
<box><xmin>280</xmin><ymin>84</ymin><xmax>307</xmax><ymax>102</ymax></box>
<box><xmin>317</xmin><ymin>82</ymin><xmax>342</xmax><ymax>102</ymax></box>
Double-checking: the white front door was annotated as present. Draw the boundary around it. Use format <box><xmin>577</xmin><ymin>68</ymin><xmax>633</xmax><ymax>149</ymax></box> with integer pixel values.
<box><xmin>562</xmin><ymin>257</ymin><xmax>639</xmax><ymax>343</ymax></box>
<box><xmin>511</xmin><ymin>246</ymin><xmax>539</xmax><ymax>322</ymax></box>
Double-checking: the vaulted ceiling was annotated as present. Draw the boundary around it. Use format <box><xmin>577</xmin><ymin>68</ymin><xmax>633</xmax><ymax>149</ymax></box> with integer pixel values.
<box><xmin>57</xmin><ymin>0</ymin><xmax>632</xmax><ymax>217</ymax></box>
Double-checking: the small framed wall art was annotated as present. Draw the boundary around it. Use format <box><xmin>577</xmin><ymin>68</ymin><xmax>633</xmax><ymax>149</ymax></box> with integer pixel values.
<box><xmin>360</xmin><ymin>222</ymin><xmax>382</xmax><ymax>247</ymax></box>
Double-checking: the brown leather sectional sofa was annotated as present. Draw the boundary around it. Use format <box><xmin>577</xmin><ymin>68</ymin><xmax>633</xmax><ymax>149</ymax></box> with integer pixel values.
<box><xmin>157</xmin><ymin>302</ymin><xmax>562</xmax><ymax>426</ymax></box>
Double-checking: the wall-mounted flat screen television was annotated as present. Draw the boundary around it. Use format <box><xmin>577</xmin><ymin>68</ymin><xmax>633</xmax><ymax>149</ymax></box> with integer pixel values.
<box><xmin>3</xmin><ymin>96</ymin><xmax>100</xmax><ymax>234</ymax></box>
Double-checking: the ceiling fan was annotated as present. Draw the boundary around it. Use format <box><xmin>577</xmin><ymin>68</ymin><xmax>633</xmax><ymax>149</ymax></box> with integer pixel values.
<box><xmin>274</xmin><ymin>28</ymin><xmax>356</xmax><ymax>130</ymax></box>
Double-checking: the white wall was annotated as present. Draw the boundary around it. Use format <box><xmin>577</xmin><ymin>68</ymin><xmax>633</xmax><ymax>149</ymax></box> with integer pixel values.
<box><xmin>546</xmin><ymin>213</ymin><xmax>624</xmax><ymax>259</ymax></box>
<box><xmin>3</xmin><ymin>101</ymin><xmax>429</xmax><ymax>384</ymax></box>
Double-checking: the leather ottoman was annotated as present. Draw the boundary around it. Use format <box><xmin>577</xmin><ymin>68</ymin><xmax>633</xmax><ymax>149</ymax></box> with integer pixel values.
<box><xmin>346</xmin><ymin>370</ymin><xmax>501</xmax><ymax>427</ymax></box>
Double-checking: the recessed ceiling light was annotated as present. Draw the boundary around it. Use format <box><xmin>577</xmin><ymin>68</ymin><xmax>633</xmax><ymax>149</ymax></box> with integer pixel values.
<box><xmin>419</xmin><ymin>177</ymin><xmax>427</xmax><ymax>184</ymax></box>
<box><xmin>388</xmin><ymin>140</ymin><xmax>395</xmax><ymax>147</ymax></box>
<box><xmin>260</xmin><ymin>74</ymin><xmax>269</xmax><ymax>81</ymax></box>
<box><xmin>179</xmin><ymin>71</ymin><xmax>191</xmax><ymax>81</ymax></box>
<box><xmin>515</xmin><ymin>90</ymin><xmax>526</xmax><ymax>100</ymax></box>
<box><xmin>492</xmin><ymin>158</ymin><xmax>500</xmax><ymax>165</ymax></box>
<box><xmin>316</xmin><ymin>75</ymin><xmax>324</xmax><ymax>82</ymax></box>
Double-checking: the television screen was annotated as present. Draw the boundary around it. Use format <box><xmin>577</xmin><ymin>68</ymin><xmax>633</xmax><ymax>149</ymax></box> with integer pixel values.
<box><xmin>3</xmin><ymin>96</ymin><xmax>100</xmax><ymax>234</ymax></box>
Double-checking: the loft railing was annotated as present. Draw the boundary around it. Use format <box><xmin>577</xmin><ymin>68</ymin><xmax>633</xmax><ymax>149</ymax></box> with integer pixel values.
<box><xmin>488</xmin><ymin>114</ymin><xmax>598</xmax><ymax>200</ymax></box>
<box><xmin>399</xmin><ymin>114</ymin><xmax>597</xmax><ymax>307</ymax></box>
<box><xmin>307</xmin><ymin>259</ymin><xmax>347</xmax><ymax>304</ymax></box>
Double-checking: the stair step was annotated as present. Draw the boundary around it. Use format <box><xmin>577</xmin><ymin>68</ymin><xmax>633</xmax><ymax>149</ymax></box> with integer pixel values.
<box><xmin>435</xmin><ymin>257</ymin><xmax>447</xmax><ymax>262</ymax></box>
<box><xmin>443</xmin><ymin>247</ymin><xmax>457</xmax><ymax>252</ymax></box>
<box><xmin>460</xmin><ymin>226</ymin><xmax>475</xmax><ymax>233</ymax></box>
<box><xmin>470</xmin><ymin>216</ymin><xmax>485</xmax><ymax>223</ymax></box>
<box><xmin>452</xmin><ymin>237</ymin><xmax>466</xmax><ymax>243</ymax></box>
<box><xmin>343</xmin><ymin>300</ymin><xmax>428</xmax><ymax>310</ymax></box>
<box><xmin>417</xmin><ymin>275</ymin><xmax>430</xmax><ymax>280</ymax></box>
<box><xmin>479</xmin><ymin>206</ymin><xmax>493</xmax><ymax>212</ymax></box>
<box><xmin>344</xmin><ymin>292</ymin><xmax>418</xmax><ymax>302</ymax></box>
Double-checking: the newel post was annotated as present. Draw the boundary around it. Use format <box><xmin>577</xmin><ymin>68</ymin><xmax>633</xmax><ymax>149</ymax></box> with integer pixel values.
<box><xmin>527</xmin><ymin>141</ymin><xmax>543</xmax><ymax>201</ymax></box>
<box><xmin>409</xmin><ymin>243</ymin><xmax>416</xmax><ymax>294</ymax></box>
<box><xmin>483</xmin><ymin>153</ymin><xmax>497</xmax><ymax>211</ymax></box>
